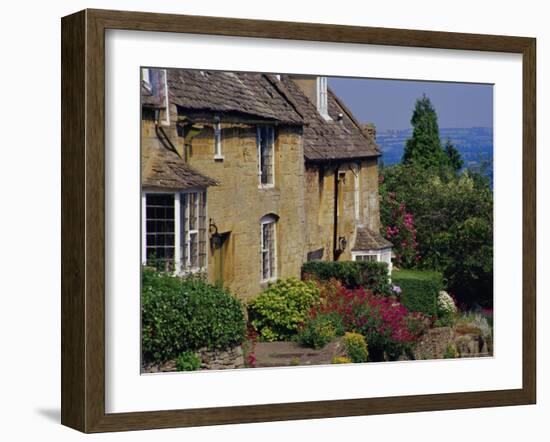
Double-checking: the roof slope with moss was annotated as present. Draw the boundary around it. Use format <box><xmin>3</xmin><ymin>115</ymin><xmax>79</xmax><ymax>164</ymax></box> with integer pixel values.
<box><xmin>167</xmin><ymin>70</ymin><xmax>303</xmax><ymax>125</ymax></box>
<box><xmin>141</xmin><ymin>144</ymin><xmax>218</xmax><ymax>190</ymax></box>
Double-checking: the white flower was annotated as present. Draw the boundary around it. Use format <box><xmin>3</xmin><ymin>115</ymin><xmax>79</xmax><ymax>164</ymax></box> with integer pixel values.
<box><xmin>437</xmin><ymin>291</ymin><xmax>457</xmax><ymax>315</ymax></box>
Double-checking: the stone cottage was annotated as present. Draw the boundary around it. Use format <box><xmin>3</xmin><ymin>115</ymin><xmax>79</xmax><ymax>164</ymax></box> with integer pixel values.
<box><xmin>141</xmin><ymin>68</ymin><xmax>392</xmax><ymax>300</ymax></box>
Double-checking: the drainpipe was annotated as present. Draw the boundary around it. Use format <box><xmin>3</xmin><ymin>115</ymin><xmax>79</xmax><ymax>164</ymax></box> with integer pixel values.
<box><xmin>333</xmin><ymin>164</ymin><xmax>339</xmax><ymax>261</ymax></box>
<box><xmin>154</xmin><ymin>109</ymin><xmax>181</xmax><ymax>158</ymax></box>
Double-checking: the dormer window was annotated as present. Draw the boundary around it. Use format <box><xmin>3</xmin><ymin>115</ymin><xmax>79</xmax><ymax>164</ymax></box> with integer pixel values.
<box><xmin>317</xmin><ymin>77</ymin><xmax>331</xmax><ymax>120</ymax></box>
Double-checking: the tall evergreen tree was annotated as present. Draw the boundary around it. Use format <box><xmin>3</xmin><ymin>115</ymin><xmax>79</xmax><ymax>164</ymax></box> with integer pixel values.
<box><xmin>402</xmin><ymin>94</ymin><xmax>446</xmax><ymax>169</ymax></box>
<box><xmin>444</xmin><ymin>138</ymin><xmax>464</xmax><ymax>172</ymax></box>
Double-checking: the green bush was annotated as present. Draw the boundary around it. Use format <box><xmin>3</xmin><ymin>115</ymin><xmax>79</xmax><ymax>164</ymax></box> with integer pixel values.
<box><xmin>391</xmin><ymin>269</ymin><xmax>443</xmax><ymax>316</ymax></box>
<box><xmin>332</xmin><ymin>356</ymin><xmax>352</xmax><ymax>364</ymax></box>
<box><xmin>141</xmin><ymin>268</ymin><xmax>246</xmax><ymax>363</ymax></box>
<box><xmin>175</xmin><ymin>351</ymin><xmax>201</xmax><ymax>371</ymax></box>
<box><xmin>344</xmin><ymin>332</ymin><xmax>369</xmax><ymax>363</ymax></box>
<box><xmin>302</xmin><ymin>261</ymin><xmax>391</xmax><ymax>294</ymax></box>
<box><xmin>248</xmin><ymin>278</ymin><xmax>320</xmax><ymax>341</ymax></box>
<box><xmin>297</xmin><ymin>312</ymin><xmax>343</xmax><ymax>349</ymax></box>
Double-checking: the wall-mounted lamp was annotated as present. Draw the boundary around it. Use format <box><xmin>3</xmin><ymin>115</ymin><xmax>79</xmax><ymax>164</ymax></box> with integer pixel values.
<box><xmin>209</xmin><ymin>219</ymin><xmax>222</xmax><ymax>249</ymax></box>
<box><xmin>338</xmin><ymin>236</ymin><xmax>348</xmax><ymax>252</ymax></box>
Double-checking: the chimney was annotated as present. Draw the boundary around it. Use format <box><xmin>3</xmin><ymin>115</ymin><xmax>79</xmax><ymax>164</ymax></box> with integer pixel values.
<box><xmin>289</xmin><ymin>75</ymin><xmax>330</xmax><ymax>120</ymax></box>
<box><xmin>288</xmin><ymin>75</ymin><xmax>317</xmax><ymax>105</ymax></box>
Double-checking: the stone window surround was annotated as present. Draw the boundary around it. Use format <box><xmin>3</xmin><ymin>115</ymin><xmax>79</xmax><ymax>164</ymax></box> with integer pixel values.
<box><xmin>260</xmin><ymin>214</ymin><xmax>278</xmax><ymax>283</ymax></box>
<box><xmin>213</xmin><ymin>118</ymin><xmax>224</xmax><ymax>160</ymax></box>
<box><xmin>257</xmin><ymin>125</ymin><xmax>275</xmax><ymax>188</ymax></box>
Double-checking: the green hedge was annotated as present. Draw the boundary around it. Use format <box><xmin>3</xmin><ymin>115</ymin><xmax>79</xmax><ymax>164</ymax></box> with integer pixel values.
<box><xmin>391</xmin><ymin>269</ymin><xmax>444</xmax><ymax>316</ymax></box>
<box><xmin>141</xmin><ymin>268</ymin><xmax>246</xmax><ymax>363</ymax></box>
<box><xmin>301</xmin><ymin>261</ymin><xmax>391</xmax><ymax>294</ymax></box>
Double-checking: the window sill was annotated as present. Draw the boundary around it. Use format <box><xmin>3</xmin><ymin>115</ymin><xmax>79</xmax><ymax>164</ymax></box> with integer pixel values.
<box><xmin>260</xmin><ymin>277</ymin><xmax>278</xmax><ymax>287</ymax></box>
<box><xmin>258</xmin><ymin>184</ymin><xmax>275</xmax><ymax>190</ymax></box>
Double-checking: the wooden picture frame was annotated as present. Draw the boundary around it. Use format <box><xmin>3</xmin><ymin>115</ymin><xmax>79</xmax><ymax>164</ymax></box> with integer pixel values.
<box><xmin>61</xmin><ymin>8</ymin><xmax>536</xmax><ymax>433</ymax></box>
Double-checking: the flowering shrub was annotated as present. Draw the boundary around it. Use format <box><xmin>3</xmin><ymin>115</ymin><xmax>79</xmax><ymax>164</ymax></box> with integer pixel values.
<box><xmin>242</xmin><ymin>327</ymin><xmax>258</xmax><ymax>368</ymax></box>
<box><xmin>344</xmin><ymin>332</ymin><xmax>369</xmax><ymax>363</ymax></box>
<box><xmin>248</xmin><ymin>278</ymin><xmax>320</xmax><ymax>341</ymax></box>
<box><xmin>310</xmin><ymin>281</ymin><xmax>421</xmax><ymax>361</ymax></box>
<box><xmin>455</xmin><ymin>312</ymin><xmax>492</xmax><ymax>340</ymax></box>
<box><xmin>437</xmin><ymin>291</ymin><xmax>458</xmax><ymax>316</ymax></box>
<box><xmin>380</xmin><ymin>191</ymin><xmax>419</xmax><ymax>268</ymax></box>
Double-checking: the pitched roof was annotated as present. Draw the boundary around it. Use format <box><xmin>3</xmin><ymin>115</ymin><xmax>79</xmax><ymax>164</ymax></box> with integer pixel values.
<box><xmin>352</xmin><ymin>225</ymin><xmax>393</xmax><ymax>251</ymax></box>
<box><xmin>166</xmin><ymin>70</ymin><xmax>303</xmax><ymax>124</ymax></box>
<box><xmin>141</xmin><ymin>69</ymin><xmax>380</xmax><ymax>162</ymax></box>
<box><xmin>280</xmin><ymin>76</ymin><xmax>380</xmax><ymax>162</ymax></box>
<box><xmin>141</xmin><ymin>144</ymin><xmax>218</xmax><ymax>190</ymax></box>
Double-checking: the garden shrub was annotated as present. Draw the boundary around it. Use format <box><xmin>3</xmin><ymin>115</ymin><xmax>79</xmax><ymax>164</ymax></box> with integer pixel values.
<box><xmin>297</xmin><ymin>312</ymin><xmax>342</xmax><ymax>349</ymax></box>
<box><xmin>437</xmin><ymin>290</ymin><xmax>457</xmax><ymax>316</ymax></box>
<box><xmin>248</xmin><ymin>278</ymin><xmax>320</xmax><ymax>341</ymax></box>
<box><xmin>391</xmin><ymin>269</ymin><xmax>443</xmax><ymax>316</ymax></box>
<box><xmin>443</xmin><ymin>344</ymin><xmax>459</xmax><ymax>359</ymax></box>
<box><xmin>332</xmin><ymin>356</ymin><xmax>352</xmax><ymax>364</ymax></box>
<box><xmin>175</xmin><ymin>351</ymin><xmax>201</xmax><ymax>371</ymax></box>
<box><xmin>344</xmin><ymin>332</ymin><xmax>369</xmax><ymax>363</ymax></box>
<box><xmin>302</xmin><ymin>261</ymin><xmax>391</xmax><ymax>295</ymax></box>
<box><xmin>141</xmin><ymin>268</ymin><xmax>246</xmax><ymax>363</ymax></box>
<box><xmin>311</xmin><ymin>282</ymin><xmax>421</xmax><ymax>361</ymax></box>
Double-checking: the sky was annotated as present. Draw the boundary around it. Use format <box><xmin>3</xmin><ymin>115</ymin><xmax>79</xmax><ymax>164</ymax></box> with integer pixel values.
<box><xmin>328</xmin><ymin>77</ymin><xmax>493</xmax><ymax>132</ymax></box>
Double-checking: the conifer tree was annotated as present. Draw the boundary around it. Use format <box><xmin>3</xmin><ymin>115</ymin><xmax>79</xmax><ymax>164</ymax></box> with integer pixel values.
<box><xmin>402</xmin><ymin>94</ymin><xmax>446</xmax><ymax>169</ymax></box>
<box><xmin>444</xmin><ymin>138</ymin><xmax>464</xmax><ymax>172</ymax></box>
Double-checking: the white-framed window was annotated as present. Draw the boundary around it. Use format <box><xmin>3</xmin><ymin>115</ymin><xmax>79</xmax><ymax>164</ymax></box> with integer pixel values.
<box><xmin>181</xmin><ymin>191</ymin><xmax>208</xmax><ymax>272</ymax></box>
<box><xmin>141</xmin><ymin>67</ymin><xmax>151</xmax><ymax>91</ymax></box>
<box><xmin>317</xmin><ymin>76</ymin><xmax>331</xmax><ymax>120</ymax></box>
<box><xmin>260</xmin><ymin>215</ymin><xmax>277</xmax><ymax>282</ymax></box>
<box><xmin>214</xmin><ymin>120</ymin><xmax>223</xmax><ymax>159</ymax></box>
<box><xmin>257</xmin><ymin>125</ymin><xmax>275</xmax><ymax>187</ymax></box>
<box><xmin>142</xmin><ymin>190</ymin><xmax>207</xmax><ymax>274</ymax></box>
<box><xmin>352</xmin><ymin>248</ymin><xmax>393</xmax><ymax>274</ymax></box>
<box><xmin>354</xmin><ymin>254</ymin><xmax>377</xmax><ymax>262</ymax></box>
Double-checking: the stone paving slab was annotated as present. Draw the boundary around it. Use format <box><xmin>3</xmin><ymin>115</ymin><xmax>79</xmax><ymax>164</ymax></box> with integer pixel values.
<box><xmin>254</xmin><ymin>337</ymin><xmax>347</xmax><ymax>367</ymax></box>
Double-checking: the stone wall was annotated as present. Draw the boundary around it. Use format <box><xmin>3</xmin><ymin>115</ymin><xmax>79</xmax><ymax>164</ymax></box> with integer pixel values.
<box><xmin>198</xmin><ymin>345</ymin><xmax>245</xmax><ymax>370</ymax></box>
<box><xmin>187</xmin><ymin>123</ymin><xmax>306</xmax><ymax>300</ymax></box>
<box><xmin>141</xmin><ymin>108</ymin><xmax>383</xmax><ymax>301</ymax></box>
<box><xmin>413</xmin><ymin>327</ymin><xmax>493</xmax><ymax>360</ymax></box>
<box><xmin>142</xmin><ymin>344</ymin><xmax>245</xmax><ymax>373</ymax></box>
<box><xmin>303</xmin><ymin>158</ymin><xmax>381</xmax><ymax>262</ymax></box>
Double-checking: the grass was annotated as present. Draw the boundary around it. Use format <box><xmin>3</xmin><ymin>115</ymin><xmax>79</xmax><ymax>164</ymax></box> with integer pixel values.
<box><xmin>392</xmin><ymin>269</ymin><xmax>444</xmax><ymax>281</ymax></box>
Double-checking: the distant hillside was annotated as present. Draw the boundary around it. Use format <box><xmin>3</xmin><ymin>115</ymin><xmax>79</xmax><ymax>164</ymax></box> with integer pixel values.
<box><xmin>377</xmin><ymin>127</ymin><xmax>493</xmax><ymax>183</ymax></box>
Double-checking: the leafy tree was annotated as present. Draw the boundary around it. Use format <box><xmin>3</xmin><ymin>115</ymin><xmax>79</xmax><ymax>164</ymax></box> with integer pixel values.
<box><xmin>379</xmin><ymin>164</ymin><xmax>493</xmax><ymax>307</ymax></box>
<box><xmin>402</xmin><ymin>94</ymin><xmax>446</xmax><ymax>169</ymax></box>
<box><xmin>444</xmin><ymin>138</ymin><xmax>464</xmax><ymax>172</ymax></box>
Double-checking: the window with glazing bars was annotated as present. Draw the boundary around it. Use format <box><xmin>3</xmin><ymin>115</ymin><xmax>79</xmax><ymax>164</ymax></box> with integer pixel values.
<box><xmin>145</xmin><ymin>193</ymin><xmax>175</xmax><ymax>270</ymax></box>
<box><xmin>355</xmin><ymin>254</ymin><xmax>377</xmax><ymax>262</ymax></box>
<box><xmin>257</xmin><ymin>126</ymin><xmax>275</xmax><ymax>186</ymax></box>
<box><xmin>261</xmin><ymin>218</ymin><xmax>276</xmax><ymax>281</ymax></box>
<box><xmin>181</xmin><ymin>191</ymin><xmax>207</xmax><ymax>272</ymax></box>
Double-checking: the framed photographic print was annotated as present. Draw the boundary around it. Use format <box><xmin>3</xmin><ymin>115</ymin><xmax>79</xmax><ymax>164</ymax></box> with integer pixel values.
<box><xmin>61</xmin><ymin>9</ymin><xmax>536</xmax><ymax>433</ymax></box>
